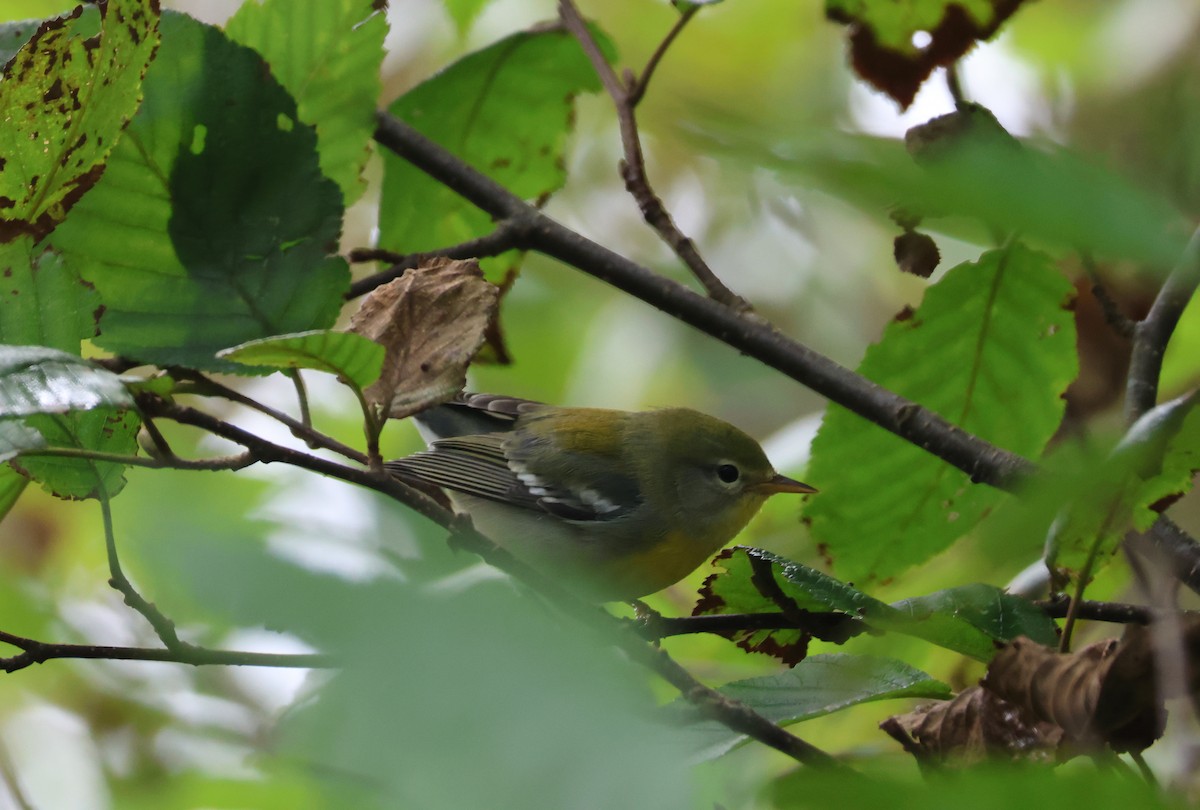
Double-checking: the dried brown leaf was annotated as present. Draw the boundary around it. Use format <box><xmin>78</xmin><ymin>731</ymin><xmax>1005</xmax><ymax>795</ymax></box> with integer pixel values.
<box><xmin>348</xmin><ymin>259</ymin><xmax>499</xmax><ymax>419</ymax></box>
<box><xmin>983</xmin><ymin>632</ymin><xmax>1165</xmax><ymax>753</ymax></box>
<box><xmin>882</xmin><ymin>685</ymin><xmax>1065</xmax><ymax>766</ymax></box>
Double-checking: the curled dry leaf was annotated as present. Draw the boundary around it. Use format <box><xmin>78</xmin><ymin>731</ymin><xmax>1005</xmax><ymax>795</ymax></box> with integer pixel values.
<box><xmin>982</xmin><ymin>630</ymin><xmax>1165</xmax><ymax>753</ymax></box>
<box><xmin>348</xmin><ymin>258</ymin><xmax>500</xmax><ymax>420</ymax></box>
<box><xmin>882</xmin><ymin>685</ymin><xmax>1064</xmax><ymax>766</ymax></box>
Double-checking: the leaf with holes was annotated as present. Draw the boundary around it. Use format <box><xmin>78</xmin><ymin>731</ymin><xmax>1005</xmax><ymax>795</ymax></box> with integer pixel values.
<box><xmin>696</xmin><ymin>547</ymin><xmax>1003</xmax><ymax>662</ymax></box>
<box><xmin>49</xmin><ymin>11</ymin><xmax>348</xmax><ymax>372</ymax></box>
<box><xmin>226</xmin><ymin>0</ymin><xmax>386</xmax><ymax>203</ymax></box>
<box><xmin>0</xmin><ymin>0</ymin><xmax>159</xmax><ymax>244</ymax></box>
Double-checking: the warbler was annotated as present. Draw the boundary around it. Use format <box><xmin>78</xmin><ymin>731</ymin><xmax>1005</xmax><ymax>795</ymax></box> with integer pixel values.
<box><xmin>386</xmin><ymin>393</ymin><xmax>816</xmax><ymax>601</ymax></box>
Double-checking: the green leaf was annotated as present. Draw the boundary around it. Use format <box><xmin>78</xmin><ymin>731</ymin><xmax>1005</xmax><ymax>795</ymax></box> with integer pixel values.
<box><xmin>225</xmin><ymin>0</ymin><xmax>386</xmax><ymax>203</ymax></box>
<box><xmin>0</xmin><ymin>18</ymin><xmax>41</xmax><ymax>65</ymax></box>
<box><xmin>0</xmin><ymin>419</ymin><xmax>44</xmax><ymax>461</ymax></box>
<box><xmin>0</xmin><ymin>345</ymin><xmax>133</xmax><ymax>416</ymax></box>
<box><xmin>0</xmin><ymin>240</ymin><xmax>100</xmax><ymax>352</ymax></box>
<box><xmin>128</xmin><ymin>518</ymin><xmax>695</xmax><ymax>810</ymax></box>
<box><xmin>752</xmin><ymin>129</ymin><xmax>1189</xmax><ymax>267</ymax></box>
<box><xmin>0</xmin><ymin>0</ymin><xmax>159</xmax><ymax>243</ymax></box>
<box><xmin>49</xmin><ymin>11</ymin><xmax>349</xmax><ymax>372</ymax></box>
<box><xmin>697</xmin><ymin>547</ymin><xmax>1003</xmax><ymax>661</ymax></box>
<box><xmin>668</xmin><ymin>654</ymin><xmax>950</xmax><ymax>759</ymax></box>
<box><xmin>770</xmin><ymin>761</ymin><xmax>1187</xmax><ymax>810</ymax></box>
<box><xmin>804</xmin><ymin>243</ymin><xmax>1077</xmax><ymax>584</ymax></box>
<box><xmin>217</xmin><ymin>330</ymin><xmax>385</xmax><ymax>391</ymax></box>
<box><xmin>16</xmin><ymin>408</ymin><xmax>138</xmax><ymax>499</ymax></box>
<box><xmin>442</xmin><ymin>0</ymin><xmax>492</xmax><ymax>35</ymax></box>
<box><xmin>0</xmin><ymin>463</ymin><xmax>28</xmax><ymax>522</ymax></box>
<box><xmin>380</xmin><ymin>25</ymin><xmax>608</xmax><ymax>280</ymax></box>
<box><xmin>1043</xmin><ymin>392</ymin><xmax>1200</xmax><ymax>586</ymax></box>
<box><xmin>826</xmin><ymin>0</ymin><xmax>1008</xmax><ymax>55</ymax></box>
<box><xmin>891</xmin><ymin>583</ymin><xmax>1059</xmax><ymax>647</ymax></box>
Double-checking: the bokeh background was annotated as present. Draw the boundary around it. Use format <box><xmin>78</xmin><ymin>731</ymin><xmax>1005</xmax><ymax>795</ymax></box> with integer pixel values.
<box><xmin>3</xmin><ymin>0</ymin><xmax>1200</xmax><ymax>806</ymax></box>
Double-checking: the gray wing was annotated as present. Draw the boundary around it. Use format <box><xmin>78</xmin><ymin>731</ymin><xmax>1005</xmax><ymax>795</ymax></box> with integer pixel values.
<box><xmin>413</xmin><ymin>393</ymin><xmax>548</xmax><ymax>441</ymax></box>
<box><xmin>386</xmin><ymin>433</ymin><xmax>635</xmax><ymax>523</ymax></box>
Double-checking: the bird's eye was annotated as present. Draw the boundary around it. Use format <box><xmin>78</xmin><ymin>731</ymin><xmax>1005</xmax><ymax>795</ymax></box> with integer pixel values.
<box><xmin>716</xmin><ymin>463</ymin><xmax>740</xmax><ymax>484</ymax></box>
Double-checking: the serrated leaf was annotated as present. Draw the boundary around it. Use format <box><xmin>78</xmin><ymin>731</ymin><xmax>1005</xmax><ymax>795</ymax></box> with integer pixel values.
<box><xmin>0</xmin><ymin>0</ymin><xmax>159</xmax><ymax>243</ymax></box>
<box><xmin>380</xmin><ymin>24</ymin><xmax>607</xmax><ymax>281</ymax></box>
<box><xmin>225</xmin><ymin>0</ymin><xmax>385</xmax><ymax>203</ymax></box>
<box><xmin>804</xmin><ymin>243</ymin><xmax>1077</xmax><ymax>584</ymax></box>
<box><xmin>696</xmin><ymin>547</ymin><xmax>1003</xmax><ymax>661</ymax></box>
<box><xmin>825</xmin><ymin>0</ymin><xmax>1025</xmax><ymax>109</ymax></box>
<box><xmin>0</xmin><ymin>239</ymin><xmax>100</xmax><ymax>352</ymax></box>
<box><xmin>49</xmin><ymin>11</ymin><xmax>348</xmax><ymax>372</ymax></box>
<box><xmin>14</xmin><ymin>408</ymin><xmax>138</xmax><ymax>499</ymax></box>
<box><xmin>667</xmin><ymin>654</ymin><xmax>950</xmax><ymax>759</ymax></box>
<box><xmin>0</xmin><ymin>345</ymin><xmax>133</xmax><ymax>416</ymax></box>
<box><xmin>218</xmin><ymin>330</ymin><xmax>385</xmax><ymax>391</ymax></box>
<box><xmin>1043</xmin><ymin>392</ymin><xmax>1200</xmax><ymax>586</ymax></box>
<box><xmin>891</xmin><ymin>583</ymin><xmax>1058</xmax><ymax>647</ymax></box>
<box><xmin>0</xmin><ymin>463</ymin><xmax>28</xmax><ymax>521</ymax></box>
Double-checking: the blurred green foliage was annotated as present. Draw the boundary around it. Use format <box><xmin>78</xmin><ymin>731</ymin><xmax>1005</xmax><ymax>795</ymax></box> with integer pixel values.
<box><xmin>1</xmin><ymin>0</ymin><xmax>1200</xmax><ymax>807</ymax></box>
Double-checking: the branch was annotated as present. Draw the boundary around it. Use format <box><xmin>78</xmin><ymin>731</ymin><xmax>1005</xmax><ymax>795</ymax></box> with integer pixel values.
<box><xmin>172</xmin><ymin>370</ymin><xmax>368</xmax><ymax>464</ymax></box>
<box><xmin>1126</xmin><ymin>226</ymin><xmax>1200</xmax><ymax>421</ymax></box>
<box><xmin>629</xmin><ymin>5</ymin><xmax>699</xmax><ymax>106</ymax></box>
<box><xmin>1080</xmin><ymin>252</ymin><xmax>1136</xmax><ymax>339</ymax></box>
<box><xmin>557</xmin><ymin>0</ymin><xmax>751</xmax><ymax>311</ymax></box>
<box><xmin>370</xmin><ymin>111</ymin><xmax>1200</xmax><ymax>596</ymax></box>
<box><xmin>1035</xmin><ymin>595</ymin><xmax>1160</xmax><ymax>625</ymax></box>
<box><xmin>373</xmin><ymin>110</ymin><xmax>1032</xmax><ymax>489</ymax></box>
<box><xmin>141</xmin><ymin>394</ymin><xmax>840</xmax><ymax>767</ymax></box>
<box><xmin>638</xmin><ymin>611</ymin><xmax>866</xmax><ymax>642</ymax></box>
<box><xmin>346</xmin><ymin>222</ymin><xmax>523</xmax><ymax>299</ymax></box>
<box><xmin>0</xmin><ymin>628</ymin><xmax>335</xmax><ymax>672</ymax></box>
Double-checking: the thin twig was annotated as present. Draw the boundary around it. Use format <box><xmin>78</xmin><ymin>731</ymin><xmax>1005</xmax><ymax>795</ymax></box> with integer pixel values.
<box><xmin>0</xmin><ymin>628</ymin><xmax>335</xmax><ymax>671</ymax></box>
<box><xmin>557</xmin><ymin>0</ymin><xmax>751</xmax><ymax>311</ymax></box>
<box><xmin>16</xmin><ymin>446</ymin><xmax>253</xmax><ymax>471</ymax></box>
<box><xmin>945</xmin><ymin>64</ymin><xmax>966</xmax><ymax>107</ymax></box>
<box><xmin>347</xmin><ymin>223</ymin><xmax>522</xmax><ymax>299</ymax></box>
<box><xmin>1126</xmin><ymin>225</ymin><xmax>1200</xmax><ymax>422</ymax></box>
<box><xmin>629</xmin><ymin>5</ymin><xmax>699</xmax><ymax>106</ymax></box>
<box><xmin>288</xmin><ymin>370</ymin><xmax>312</xmax><ymax>430</ymax></box>
<box><xmin>172</xmin><ymin>370</ymin><xmax>368</xmax><ymax>465</ymax></box>
<box><xmin>98</xmin><ymin>488</ymin><xmax>186</xmax><ymax>649</ymax></box>
<box><xmin>631</xmin><ymin>641</ymin><xmax>842</xmax><ymax>768</ymax></box>
<box><xmin>1035</xmin><ymin>595</ymin><xmax>1158</xmax><ymax>625</ymax></box>
<box><xmin>138</xmin><ymin>414</ymin><xmax>175</xmax><ymax>458</ymax></box>
<box><xmin>638</xmin><ymin>611</ymin><xmax>865</xmax><ymax>640</ymax></box>
<box><xmin>1080</xmin><ymin>252</ymin><xmax>1136</xmax><ymax>339</ymax></box>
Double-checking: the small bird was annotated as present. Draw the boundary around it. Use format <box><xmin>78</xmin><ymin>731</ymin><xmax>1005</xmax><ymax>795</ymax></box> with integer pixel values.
<box><xmin>386</xmin><ymin>393</ymin><xmax>816</xmax><ymax>601</ymax></box>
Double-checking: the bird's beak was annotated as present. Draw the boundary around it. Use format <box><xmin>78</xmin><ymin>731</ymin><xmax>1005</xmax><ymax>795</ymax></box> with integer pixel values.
<box><xmin>757</xmin><ymin>473</ymin><xmax>818</xmax><ymax>494</ymax></box>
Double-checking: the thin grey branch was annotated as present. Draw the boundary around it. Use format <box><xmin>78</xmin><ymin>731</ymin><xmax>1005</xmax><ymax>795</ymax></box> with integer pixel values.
<box><xmin>1126</xmin><ymin>226</ymin><xmax>1200</xmax><ymax>421</ymax></box>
